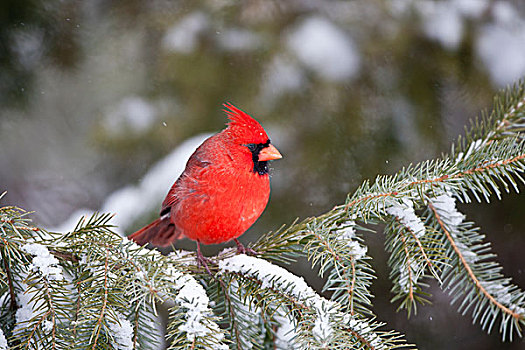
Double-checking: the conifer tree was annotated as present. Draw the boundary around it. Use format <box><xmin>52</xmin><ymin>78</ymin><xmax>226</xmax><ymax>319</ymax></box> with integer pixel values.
<box><xmin>1</xmin><ymin>81</ymin><xmax>525</xmax><ymax>349</ymax></box>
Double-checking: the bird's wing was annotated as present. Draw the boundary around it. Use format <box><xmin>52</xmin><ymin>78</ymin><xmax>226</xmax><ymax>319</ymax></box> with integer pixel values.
<box><xmin>160</xmin><ymin>137</ymin><xmax>220</xmax><ymax>215</ymax></box>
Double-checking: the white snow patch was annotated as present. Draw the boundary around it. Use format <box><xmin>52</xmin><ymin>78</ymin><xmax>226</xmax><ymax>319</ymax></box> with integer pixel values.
<box><xmin>274</xmin><ymin>308</ymin><xmax>298</xmax><ymax>350</ymax></box>
<box><xmin>21</xmin><ymin>243</ymin><xmax>64</xmax><ymax>280</ymax></box>
<box><xmin>510</xmin><ymin>304</ymin><xmax>525</xmax><ymax>316</ymax></box>
<box><xmin>219</xmin><ymin>254</ymin><xmax>323</xmax><ymax>302</ymax></box>
<box><xmin>456</xmin><ymin>138</ymin><xmax>484</xmax><ymax>162</ymax></box>
<box><xmin>104</xmin><ymin>96</ymin><xmax>157</xmax><ymax>135</ymax></box>
<box><xmin>167</xmin><ymin>250</ymin><xmax>196</xmax><ymax>266</ymax></box>
<box><xmin>162</xmin><ymin>12</ymin><xmax>208</xmax><ymax>53</ymax></box>
<box><xmin>455</xmin><ymin>242</ymin><xmax>478</xmax><ymax>263</ymax></box>
<box><xmin>228</xmin><ymin>279</ymin><xmax>265</xmax><ymax>347</ymax></box>
<box><xmin>336</xmin><ymin>222</ymin><xmax>367</xmax><ymax>259</ymax></box>
<box><xmin>219</xmin><ymin>254</ymin><xmax>336</xmax><ymax>345</ymax></box>
<box><xmin>429</xmin><ymin>193</ymin><xmax>466</xmax><ymax>229</ymax></box>
<box><xmin>49</xmin><ymin>134</ymin><xmax>210</xmax><ymax>234</ymax></box>
<box><xmin>0</xmin><ymin>328</ymin><xmax>8</xmax><ymax>350</ymax></box>
<box><xmin>216</xmin><ymin>28</ymin><xmax>262</xmax><ymax>51</ymax></box>
<box><xmin>14</xmin><ymin>280</ymin><xmax>41</xmax><ymax>333</ymax></box>
<box><xmin>312</xmin><ymin>301</ymin><xmax>333</xmax><ymax>345</ymax></box>
<box><xmin>385</xmin><ymin>198</ymin><xmax>426</xmax><ymax>238</ymax></box>
<box><xmin>336</xmin><ymin>224</ymin><xmax>356</xmax><ymax>241</ymax></box>
<box><xmin>174</xmin><ymin>275</ymin><xmax>212</xmax><ymax>337</ymax></box>
<box><xmin>287</xmin><ymin>16</ymin><xmax>360</xmax><ymax>82</ymax></box>
<box><xmin>347</xmin><ymin>241</ymin><xmax>367</xmax><ymax>260</ymax></box>
<box><xmin>430</xmin><ymin>193</ymin><xmax>480</xmax><ymax>263</ymax></box>
<box><xmin>163</xmin><ymin>259</ymin><xmax>226</xmax><ymax>348</ymax></box>
<box><xmin>481</xmin><ymin>280</ymin><xmax>525</xmax><ymax>317</ymax></box>
<box><xmin>42</xmin><ymin>320</ymin><xmax>53</xmax><ymax>333</ymax></box>
<box><xmin>344</xmin><ymin>316</ymin><xmax>386</xmax><ymax>350</ymax></box>
<box><xmin>481</xmin><ymin>281</ymin><xmax>513</xmax><ymax>305</ymax></box>
<box><xmin>108</xmin><ymin>312</ymin><xmax>134</xmax><ymax>350</ymax></box>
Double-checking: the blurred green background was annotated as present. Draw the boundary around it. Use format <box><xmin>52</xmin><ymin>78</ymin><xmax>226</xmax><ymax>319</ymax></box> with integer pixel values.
<box><xmin>1</xmin><ymin>0</ymin><xmax>524</xmax><ymax>348</ymax></box>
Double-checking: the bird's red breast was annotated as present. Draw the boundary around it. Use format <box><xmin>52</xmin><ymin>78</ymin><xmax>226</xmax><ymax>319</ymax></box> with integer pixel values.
<box><xmin>129</xmin><ymin>103</ymin><xmax>282</xmax><ymax>246</ymax></box>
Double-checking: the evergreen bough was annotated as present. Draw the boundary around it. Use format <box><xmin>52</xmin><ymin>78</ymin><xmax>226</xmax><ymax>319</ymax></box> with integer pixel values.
<box><xmin>1</xmin><ymin>81</ymin><xmax>525</xmax><ymax>349</ymax></box>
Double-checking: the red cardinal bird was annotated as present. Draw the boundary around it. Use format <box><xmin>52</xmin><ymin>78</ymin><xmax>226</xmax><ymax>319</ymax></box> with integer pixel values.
<box><xmin>129</xmin><ymin>103</ymin><xmax>282</xmax><ymax>267</ymax></box>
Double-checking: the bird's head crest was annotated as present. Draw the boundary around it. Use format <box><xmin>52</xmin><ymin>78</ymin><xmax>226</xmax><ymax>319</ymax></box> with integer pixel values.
<box><xmin>223</xmin><ymin>103</ymin><xmax>269</xmax><ymax>144</ymax></box>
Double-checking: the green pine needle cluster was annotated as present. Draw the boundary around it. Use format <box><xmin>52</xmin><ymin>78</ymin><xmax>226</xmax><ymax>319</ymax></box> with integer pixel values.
<box><xmin>1</xmin><ymin>81</ymin><xmax>525</xmax><ymax>349</ymax></box>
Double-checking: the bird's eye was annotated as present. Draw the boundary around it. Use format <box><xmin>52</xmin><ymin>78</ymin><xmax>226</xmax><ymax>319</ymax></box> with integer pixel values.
<box><xmin>245</xmin><ymin>143</ymin><xmax>257</xmax><ymax>152</ymax></box>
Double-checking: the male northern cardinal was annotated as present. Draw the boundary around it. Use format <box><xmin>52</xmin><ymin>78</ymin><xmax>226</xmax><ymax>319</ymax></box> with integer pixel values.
<box><xmin>129</xmin><ymin>103</ymin><xmax>282</xmax><ymax>267</ymax></box>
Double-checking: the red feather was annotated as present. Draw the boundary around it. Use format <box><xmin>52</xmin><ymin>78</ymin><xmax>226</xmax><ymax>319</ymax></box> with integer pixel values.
<box><xmin>129</xmin><ymin>104</ymin><xmax>281</xmax><ymax>248</ymax></box>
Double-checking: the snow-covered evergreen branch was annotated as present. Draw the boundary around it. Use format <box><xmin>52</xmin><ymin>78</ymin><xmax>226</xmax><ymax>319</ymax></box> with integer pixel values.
<box><xmin>218</xmin><ymin>254</ymin><xmax>406</xmax><ymax>349</ymax></box>
<box><xmin>428</xmin><ymin>194</ymin><xmax>525</xmax><ymax>341</ymax></box>
<box><xmin>1</xmin><ymin>81</ymin><xmax>525</xmax><ymax>348</ymax></box>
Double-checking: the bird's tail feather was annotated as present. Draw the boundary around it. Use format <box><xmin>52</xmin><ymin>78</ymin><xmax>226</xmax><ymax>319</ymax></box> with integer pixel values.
<box><xmin>128</xmin><ymin>218</ymin><xmax>182</xmax><ymax>247</ymax></box>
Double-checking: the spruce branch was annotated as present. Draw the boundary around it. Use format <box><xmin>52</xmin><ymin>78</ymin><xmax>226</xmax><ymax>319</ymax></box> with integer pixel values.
<box><xmin>1</xmin><ymin>82</ymin><xmax>525</xmax><ymax>348</ymax></box>
<box><xmin>210</xmin><ymin>277</ymin><xmax>268</xmax><ymax>349</ymax></box>
<box><xmin>303</xmin><ymin>218</ymin><xmax>375</xmax><ymax>317</ymax></box>
<box><xmin>427</xmin><ymin>195</ymin><xmax>525</xmax><ymax>341</ymax></box>
<box><xmin>217</xmin><ymin>254</ymin><xmax>410</xmax><ymax>349</ymax></box>
<box><xmin>250</xmin><ymin>81</ymin><xmax>525</xmax><ymax>340</ymax></box>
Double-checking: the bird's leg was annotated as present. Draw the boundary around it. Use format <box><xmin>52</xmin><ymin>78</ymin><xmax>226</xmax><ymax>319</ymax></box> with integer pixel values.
<box><xmin>234</xmin><ymin>238</ymin><xmax>258</xmax><ymax>256</ymax></box>
<box><xmin>196</xmin><ymin>242</ymin><xmax>213</xmax><ymax>276</ymax></box>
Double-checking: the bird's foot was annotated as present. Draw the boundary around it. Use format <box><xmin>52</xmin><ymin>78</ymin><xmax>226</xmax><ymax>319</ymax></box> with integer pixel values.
<box><xmin>196</xmin><ymin>242</ymin><xmax>214</xmax><ymax>276</ymax></box>
<box><xmin>234</xmin><ymin>239</ymin><xmax>258</xmax><ymax>256</ymax></box>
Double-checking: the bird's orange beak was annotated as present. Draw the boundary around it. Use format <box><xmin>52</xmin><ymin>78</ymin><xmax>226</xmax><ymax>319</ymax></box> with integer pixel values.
<box><xmin>258</xmin><ymin>144</ymin><xmax>282</xmax><ymax>161</ymax></box>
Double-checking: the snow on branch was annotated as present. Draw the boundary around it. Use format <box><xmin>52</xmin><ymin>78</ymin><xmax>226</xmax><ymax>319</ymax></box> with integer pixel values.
<box><xmin>303</xmin><ymin>218</ymin><xmax>375</xmax><ymax>317</ymax></box>
<box><xmin>21</xmin><ymin>243</ymin><xmax>64</xmax><ymax>281</ymax></box>
<box><xmin>0</xmin><ymin>329</ymin><xmax>7</xmax><ymax>350</ymax></box>
<box><xmin>219</xmin><ymin>254</ymin><xmax>337</xmax><ymax>345</ymax></box>
<box><xmin>217</xmin><ymin>254</ymin><xmax>396</xmax><ymax>348</ymax></box>
<box><xmin>428</xmin><ymin>192</ymin><xmax>525</xmax><ymax>340</ymax></box>
<box><xmin>2</xmin><ymin>82</ymin><xmax>525</xmax><ymax>348</ymax></box>
<box><xmin>385</xmin><ymin>198</ymin><xmax>425</xmax><ymax>239</ymax></box>
<box><xmin>108</xmin><ymin>312</ymin><xmax>134</xmax><ymax>350</ymax></box>
<box><xmin>170</xmin><ymin>271</ymin><xmax>227</xmax><ymax>347</ymax></box>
